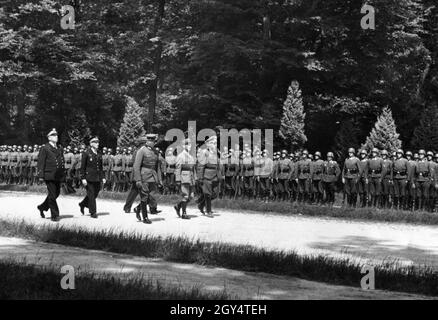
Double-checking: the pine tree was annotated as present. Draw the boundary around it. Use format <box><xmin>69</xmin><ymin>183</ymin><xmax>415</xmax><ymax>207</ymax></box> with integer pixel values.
<box><xmin>279</xmin><ymin>80</ymin><xmax>307</xmax><ymax>149</ymax></box>
<box><xmin>411</xmin><ymin>105</ymin><xmax>438</xmax><ymax>151</ymax></box>
<box><xmin>362</xmin><ymin>107</ymin><xmax>402</xmax><ymax>153</ymax></box>
<box><xmin>117</xmin><ymin>96</ymin><xmax>146</xmax><ymax>148</ymax></box>
<box><xmin>333</xmin><ymin>120</ymin><xmax>362</xmax><ymax>161</ymax></box>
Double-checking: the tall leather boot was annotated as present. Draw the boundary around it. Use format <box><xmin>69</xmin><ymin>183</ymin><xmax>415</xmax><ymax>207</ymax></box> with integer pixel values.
<box><xmin>197</xmin><ymin>195</ymin><xmax>205</xmax><ymax>214</ymax></box>
<box><xmin>141</xmin><ymin>202</ymin><xmax>151</xmax><ymax>224</ymax></box>
<box><xmin>174</xmin><ymin>201</ymin><xmax>181</xmax><ymax>217</ymax></box>
<box><xmin>181</xmin><ymin>201</ymin><xmax>190</xmax><ymax>219</ymax></box>
<box><xmin>206</xmin><ymin>195</ymin><xmax>213</xmax><ymax>217</ymax></box>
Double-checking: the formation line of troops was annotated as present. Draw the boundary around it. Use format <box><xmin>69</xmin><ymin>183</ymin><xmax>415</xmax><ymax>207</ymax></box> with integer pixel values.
<box><xmin>2</xmin><ymin>131</ymin><xmax>438</xmax><ymax>221</ymax></box>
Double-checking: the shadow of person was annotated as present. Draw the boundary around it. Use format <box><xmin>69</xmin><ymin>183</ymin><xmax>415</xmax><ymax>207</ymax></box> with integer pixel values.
<box><xmin>58</xmin><ymin>215</ymin><xmax>75</xmax><ymax>220</ymax></box>
<box><xmin>96</xmin><ymin>212</ymin><xmax>110</xmax><ymax>216</ymax></box>
<box><xmin>186</xmin><ymin>214</ymin><xmax>199</xmax><ymax>219</ymax></box>
<box><xmin>150</xmin><ymin>217</ymin><xmax>165</xmax><ymax>222</ymax></box>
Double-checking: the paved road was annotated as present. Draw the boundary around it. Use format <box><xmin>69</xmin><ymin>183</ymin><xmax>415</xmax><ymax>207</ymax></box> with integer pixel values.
<box><xmin>1</xmin><ymin>191</ymin><xmax>438</xmax><ymax>270</ymax></box>
<box><xmin>0</xmin><ymin>236</ymin><xmax>432</xmax><ymax>300</ymax></box>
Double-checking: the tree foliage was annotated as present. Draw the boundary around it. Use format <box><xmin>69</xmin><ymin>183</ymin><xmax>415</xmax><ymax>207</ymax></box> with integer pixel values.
<box><xmin>117</xmin><ymin>96</ymin><xmax>146</xmax><ymax>148</ymax></box>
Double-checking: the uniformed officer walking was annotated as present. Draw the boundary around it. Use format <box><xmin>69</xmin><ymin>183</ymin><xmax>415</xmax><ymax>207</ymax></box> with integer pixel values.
<box><xmin>78</xmin><ymin>137</ymin><xmax>106</xmax><ymax>219</ymax></box>
<box><xmin>133</xmin><ymin>134</ymin><xmax>162</xmax><ymax>224</ymax></box>
<box><xmin>36</xmin><ymin>129</ymin><xmax>65</xmax><ymax>222</ymax></box>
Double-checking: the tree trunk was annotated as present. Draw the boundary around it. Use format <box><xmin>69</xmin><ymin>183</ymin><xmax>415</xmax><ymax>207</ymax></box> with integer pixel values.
<box><xmin>147</xmin><ymin>0</ymin><xmax>165</xmax><ymax>132</ymax></box>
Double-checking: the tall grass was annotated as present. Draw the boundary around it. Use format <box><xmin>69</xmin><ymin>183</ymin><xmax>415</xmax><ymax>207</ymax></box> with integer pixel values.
<box><xmin>0</xmin><ymin>259</ymin><xmax>229</xmax><ymax>299</ymax></box>
<box><xmin>1</xmin><ymin>184</ymin><xmax>438</xmax><ymax>225</ymax></box>
<box><xmin>1</xmin><ymin>219</ymin><xmax>437</xmax><ymax>297</ymax></box>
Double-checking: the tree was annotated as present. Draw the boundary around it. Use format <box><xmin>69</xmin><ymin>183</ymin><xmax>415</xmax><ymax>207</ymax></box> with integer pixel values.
<box><xmin>117</xmin><ymin>96</ymin><xmax>146</xmax><ymax>148</ymax></box>
<box><xmin>279</xmin><ymin>81</ymin><xmax>307</xmax><ymax>149</ymax></box>
<box><xmin>362</xmin><ymin>107</ymin><xmax>402</xmax><ymax>153</ymax></box>
<box><xmin>410</xmin><ymin>105</ymin><xmax>438</xmax><ymax>151</ymax></box>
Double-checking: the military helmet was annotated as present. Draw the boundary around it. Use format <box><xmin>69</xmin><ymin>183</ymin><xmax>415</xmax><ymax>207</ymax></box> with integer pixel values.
<box><xmin>348</xmin><ymin>148</ymin><xmax>355</xmax><ymax>154</ymax></box>
<box><xmin>435</xmin><ymin>153</ymin><xmax>438</xmax><ymax>159</ymax></box>
<box><xmin>427</xmin><ymin>151</ymin><xmax>433</xmax><ymax>157</ymax></box>
<box><xmin>406</xmin><ymin>151</ymin><xmax>413</xmax><ymax>157</ymax></box>
<box><xmin>315</xmin><ymin>151</ymin><xmax>321</xmax><ymax>158</ymax></box>
<box><xmin>396</xmin><ymin>149</ymin><xmax>404</xmax><ymax>155</ymax></box>
<box><xmin>381</xmin><ymin>150</ymin><xmax>388</xmax><ymax>155</ymax></box>
<box><xmin>414</xmin><ymin>152</ymin><xmax>419</xmax><ymax>159</ymax></box>
<box><xmin>302</xmin><ymin>150</ymin><xmax>309</xmax><ymax>155</ymax></box>
<box><xmin>360</xmin><ymin>149</ymin><xmax>367</xmax><ymax>155</ymax></box>
<box><xmin>327</xmin><ymin>152</ymin><xmax>334</xmax><ymax>158</ymax></box>
<box><xmin>419</xmin><ymin>149</ymin><xmax>426</xmax><ymax>155</ymax></box>
<box><xmin>372</xmin><ymin>148</ymin><xmax>379</xmax><ymax>153</ymax></box>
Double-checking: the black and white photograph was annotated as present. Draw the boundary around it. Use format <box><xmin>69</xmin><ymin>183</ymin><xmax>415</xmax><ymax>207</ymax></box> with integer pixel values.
<box><xmin>0</xmin><ymin>0</ymin><xmax>438</xmax><ymax>308</ymax></box>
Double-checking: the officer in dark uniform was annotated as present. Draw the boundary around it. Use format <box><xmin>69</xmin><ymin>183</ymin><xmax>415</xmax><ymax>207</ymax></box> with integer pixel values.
<box><xmin>310</xmin><ymin>151</ymin><xmax>325</xmax><ymax>205</ymax></box>
<box><xmin>78</xmin><ymin>137</ymin><xmax>106</xmax><ymax>219</ymax></box>
<box><xmin>342</xmin><ymin>148</ymin><xmax>361</xmax><ymax>207</ymax></box>
<box><xmin>357</xmin><ymin>149</ymin><xmax>369</xmax><ymax>208</ymax></box>
<box><xmin>36</xmin><ymin>129</ymin><xmax>65</xmax><ymax>221</ymax></box>
<box><xmin>322</xmin><ymin>152</ymin><xmax>341</xmax><ymax>206</ymax></box>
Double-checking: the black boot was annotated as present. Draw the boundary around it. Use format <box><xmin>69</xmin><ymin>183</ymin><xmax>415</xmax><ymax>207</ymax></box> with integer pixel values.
<box><xmin>181</xmin><ymin>201</ymin><xmax>190</xmax><ymax>220</ymax></box>
<box><xmin>141</xmin><ymin>202</ymin><xmax>151</xmax><ymax>224</ymax></box>
<box><xmin>134</xmin><ymin>205</ymin><xmax>141</xmax><ymax>221</ymax></box>
<box><xmin>197</xmin><ymin>196</ymin><xmax>205</xmax><ymax>214</ymax></box>
<box><xmin>174</xmin><ymin>202</ymin><xmax>181</xmax><ymax>217</ymax></box>
<box><xmin>205</xmin><ymin>195</ymin><xmax>213</xmax><ymax>217</ymax></box>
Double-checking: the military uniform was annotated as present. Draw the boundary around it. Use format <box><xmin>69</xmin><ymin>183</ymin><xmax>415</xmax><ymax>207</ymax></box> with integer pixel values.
<box><xmin>111</xmin><ymin>150</ymin><xmax>125</xmax><ymax>192</ymax></box>
<box><xmin>392</xmin><ymin>151</ymin><xmax>410</xmax><ymax>210</ymax></box>
<box><xmin>310</xmin><ymin>152</ymin><xmax>324</xmax><ymax>204</ymax></box>
<box><xmin>79</xmin><ymin>138</ymin><xmax>104</xmax><ymax>218</ymax></box>
<box><xmin>368</xmin><ymin>151</ymin><xmax>385</xmax><ymax>207</ymax></box>
<box><xmin>297</xmin><ymin>152</ymin><xmax>312</xmax><ymax>203</ymax></box>
<box><xmin>30</xmin><ymin>146</ymin><xmax>39</xmax><ymax>185</ymax></box>
<box><xmin>413</xmin><ymin>151</ymin><xmax>432</xmax><ymax>210</ymax></box>
<box><xmin>322</xmin><ymin>154</ymin><xmax>340</xmax><ymax>205</ymax></box>
<box><xmin>381</xmin><ymin>154</ymin><xmax>393</xmax><ymax>208</ymax></box>
<box><xmin>342</xmin><ymin>150</ymin><xmax>360</xmax><ymax>207</ymax></box>
<box><xmin>174</xmin><ymin>140</ymin><xmax>197</xmax><ymax>219</ymax></box>
<box><xmin>240</xmin><ymin>152</ymin><xmax>255</xmax><ymax>199</ymax></box>
<box><xmin>275</xmin><ymin>153</ymin><xmax>293</xmax><ymax>201</ymax></box>
<box><xmin>357</xmin><ymin>151</ymin><xmax>369</xmax><ymax>207</ymax></box>
<box><xmin>124</xmin><ymin>149</ymin><xmax>134</xmax><ymax>192</ymax></box>
<box><xmin>165</xmin><ymin>149</ymin><xmax>177</xmax><ymax>195</ymax></box>
<box><xmin>133</xmin><ymin>134</ymin><xmax>162</xmax><ymax>223</ymax></box>
<box><xmin>0</xmin><ymin>146</ymin><xmax>8</xmax><ymax>183</ymax></box>
<box><xmin>8</xmin><ymin>146</ymin><xmax>21</xmax><ymax>184</ymax></box>
<box><xmin>63</xmin><ymin>147</ymin><xmax>76</xmax><ymax>193</ymax></box>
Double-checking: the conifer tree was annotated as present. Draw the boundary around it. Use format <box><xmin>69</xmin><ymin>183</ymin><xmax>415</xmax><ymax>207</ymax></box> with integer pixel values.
<box><xmin>362</xmin><ymin>107</ymin><xmax>402</xmax><ymax>153</ymax></box>
<box><xmin>117</xmin><ymin>96</ymin><xmax>146</xmax><ymax>148</ymax></box>
<box><xmin>279</xmin><ymin>80</ymin><xmax>307</xmax><ymax>148</ymax></box>
<box><xmin>411</xmin><ymin>105</ymin><xmax>438</xmax><ymax>151</ymax></box>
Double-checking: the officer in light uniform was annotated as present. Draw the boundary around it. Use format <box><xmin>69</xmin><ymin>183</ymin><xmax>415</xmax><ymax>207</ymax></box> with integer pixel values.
<box><xmin>174</xmin><ymin>138</ymin><xmax>197</xmax><ymax>219</ymax></box>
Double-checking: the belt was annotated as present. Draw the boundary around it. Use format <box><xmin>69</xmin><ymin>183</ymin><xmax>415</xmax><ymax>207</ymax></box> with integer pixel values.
<box><xmin>205</xmin><ymin>165</ymin><xmax>217</xmax><ymax>170</ymax></box>
<box><xmin>281</xmin><ymin>169</ymin><xmax>290</xmax><ymax>173</ymax></box>
<box><xmin>418</xmin><ymin>172</ymin><xmax>429</xmax><ymax>177</ymax></box>
<box><xmin>142</xmin><ymin>165</ymin><xmax>156</xmax><ymax>170</ymax></box>
<box><xmin>371</xmin><ymin>169</ymin><xmax>381</xmax><ymax>174</ymax></box>
<box><xmin>168</xmin><ymin>165</ymin><xmax>176</xmax><ymax>169</ymax></box>
<box><xmin>347</xmin><ymin>169</ymin><xmax>358</xmax><ymax>173</ymax></box>
<box><xmin>394</xmin><ymin>171</ymin><xmax>406</xmax><ymax>175</ymax></box>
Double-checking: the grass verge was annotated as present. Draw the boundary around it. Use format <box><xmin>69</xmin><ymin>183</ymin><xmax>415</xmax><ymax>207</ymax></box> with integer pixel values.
<box><xmin>0</xmin><ymin>259</ymin><xmax>229</xmax><ymax>299</ymax></box>
<box><xmin>1</xmin><ymin>184</ymin><xmax>438</xmax><ymax>226</ymax></box>
<box><xmin>0</xmin><ymin>218</ymin><xmax>437</xmax><ymax>297</ymax></box>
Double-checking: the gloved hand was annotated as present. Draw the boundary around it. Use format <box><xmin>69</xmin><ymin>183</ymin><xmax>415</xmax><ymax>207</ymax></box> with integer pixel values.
<box><xmin>82</xmin><ymin>179</ymin><xmax>87</xmax><ymax>186</ymax></box>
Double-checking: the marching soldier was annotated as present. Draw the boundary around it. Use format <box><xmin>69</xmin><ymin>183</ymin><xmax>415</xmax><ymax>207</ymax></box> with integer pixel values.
<box><xmin>164</xmin><ymin>147</ymin><xmax>177</xmax><ymax>195</ymax></box>
<box><xmin>357</xmin><ymin>149</ymin><xmax>369</xmax><ymax>208</ymax></box>
<box><xmin>342</xmin><ymin>148</ymin><xmax>360</xmax><ymax>207</ymax></box>
<box><xmin>381</xmin><ymin>150</ymin><xmax>393</xmax><ymax>209</ymax></box>
<box><xmin>392</xmin><ymin>149</ymin><xmax>410</xmax><ymax>210</ymax></box>
<box><xmin>78</xmin><ymin>137</ymin><xmax>106</xmax><ymax>219</ymax></box>
<box><xmin>322</xmin><ymin>152</ymin><xmax>341</xmax><ymax>206</ymax></box>
<box><xmin>296</xmin><ymin>150</ymin><xmax>312</xmax><ymax>203</ymax></box>
<box><xmin>197</xmin><ymin>136</ymin><xmax>223</xmax><ymax>216</ymax></box>
<box><xmin>36</xmin><ymin>129</ymin><xmax>65</xmax><ymax>222</ymax></box>
<box><xmin>133</xmin><ymin>134</ymin><xmax>162</xmax><ymax>224</ymax></box>
<box><xmin>174</xmin><ymin>138</ymin><xmax>197</xmax><ymax>219</ymax></box>
<box><xmin>111</xmin><ymin>147</ymin><xmax>125</xmax><ymax>192</ymax></box>
<box><xmin>368</xmin><ymin>148</ymin><xmax>385</xmax><ymax>208</ymax></box>
<box><xmin>310</xmin><ymin>151</ymin><xmax>324</xmax><ymax>205</ymax></box>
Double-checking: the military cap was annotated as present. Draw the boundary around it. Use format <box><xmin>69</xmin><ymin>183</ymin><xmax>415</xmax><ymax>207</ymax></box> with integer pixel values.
<box><xmin>47</xmin><ymin>128</ymin><xmax>58</xmax><ymax>137</ymax></box>
<box><xmin>348</xmin><ymin>148</ymin><xmax>355</xmax><ymax>154</ymax></box>
<box><xmin>327</xmin><ymin>152</ymin><xmax>334</xmax><ymax>158</ymax></box>
<box><xmin>90</xmin><ymin>137</ymin><xmax>99</xmax><ymax>144</ymax></box>
<box><xmin>396</xmin><ymin>149</ymin><xmax>404</xmax><ymax>154</ymax></box>
<box><xmin>419</xmin><ymin>149</ymin><xmax>426</xmax><ymax>155</ymax></box>
<box><xmin>146</xmin><ymin>133</ymin><xmax>158</xmax><ymax>141</ymax></box>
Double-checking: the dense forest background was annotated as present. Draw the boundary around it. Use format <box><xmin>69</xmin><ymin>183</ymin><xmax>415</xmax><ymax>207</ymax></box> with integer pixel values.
<box><xmin>0</xmin><ymin>0</ymin><xmax>437</xmax><ymax>157</ymax></box>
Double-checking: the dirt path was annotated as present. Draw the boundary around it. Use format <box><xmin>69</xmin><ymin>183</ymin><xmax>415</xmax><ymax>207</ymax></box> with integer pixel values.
<box><xmin>1</xmin><ymin>191</ymin><xmax>438</xmax><ymax>270</ymax></box>
<box><xmin>0</xmin><ymin>236</ymin><xmax>432</xmax><ymax>300</ymax></box>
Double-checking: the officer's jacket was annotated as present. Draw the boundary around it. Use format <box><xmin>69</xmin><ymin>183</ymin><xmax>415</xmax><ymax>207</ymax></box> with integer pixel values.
<box><xmin>80</xmin><ymin>148</ymin><xmax>103</xmax><ymax>182</ymax></box>
<box><xmin>133</xmin><ymin>146</ymin><xmax>162</xmax><ymax>183</ymax></box>
<box><xmin>310</xmin><ymin>159</ymin><xmax>325</xmax><ymax>180</ymax></box>
<box><xmin>198</xmin><ymin>148</ymin><xmax>222</xmax><ymax>181</ymax></box>
<box><xmin>112</xmin><ymin>154</ymin><xmax>125</xmax><ymax>172</ymax></box>
<box><xmin>322</xmin><ymin>160</ymin><xmax>341</xmax><ymax>183</ymax></box>
<box><xmin>276</xmin><ymin>158</ymin><xmax>293</xmax><ymax>180</ymax></box>
<box><xmin>72</xmin><ymin>153</ymin><xmax>82</xmax><ymax>170</ymax></box>
<box><xmin>37</xmin><ymin>143</ymin><xmax>65</xmax><ymax>181</ymax></box>
<box><xmin>429</xmin><ymin>161</ymin><xmax>437</xmax><ymax>184</ymax></box>
<box><xmin>0</xmin><ymin>151</ymin><xmax>8</xmax><ymax>166</ymax></box>
<box><xmin>20</xmin><ymin>152</ymin><xmax>31</xmax><ymax>167</ymax></box>
<box><xmin>393</xmin><ymin>158</ymin><xmax>409</xmax><ymax>180</ymax></box>
<box><xmin>102</xmin><ymin>154</ymin><xmax>111</xmax><ymax>170</ymax></box>
<box><xmin>414</xmin><ymin>159</ymin><xmax>433</xmax><ymax>182</ymax></box>
<box><xmin>297</xmin><ymin>158</ymin><xmax>312</xmax><ymax>179</ymax></box>
<box><xmin>289</xmin><ymin>161</ymin><xmax>298</xmax><ymax>180</ymax></box>
<box><xmin>342</xmin><ymin>157</ymin><xmax>360</xmax><ymax>179</ymax></box>
<box><xmin>165</xmin><ymin>154</ymin><xmax>177</xmax><ymax>174</ymax></box>
<box><xmin>382</xmin><ymin>159</ymin><xmax>393</xmax><ymax>180</ymax></box>
<box><xmin>240</xmin><ymin>158</ymin><xmax>254</xmax><ymax>177</ymax></box>
<box><xmin>175</xmin><ymin>149</ymin><xmax>197</xmax><ymax>185</ymax></box>
<box><xmin>224</xmin><ymin>156</ymin><xmax>240</xmax><ymax>177</ymax></box>
<box><xmin>357</xmin><ymin>158</ymin><xmax>368</xmax><ymax>179</ymax></box>
<box><xmin>8</xmin><ymin>151</ymin><xmax>20</xmax><ymax>167</ymax></box>
<box><xmin>64</xmin><ymin>152</ymin><xmax>74</xmax><ymax>169</ymax></box>
<box><xmin>124</xmin><ymin>154</ymin><xmax>134</xmax><ymax>173</ymax></box>
<box><xmin>259</xmin><ymin>156</ymin><xmax>274</xmax><ymax>178</ymax></box>
<box><xmin>368</xmin><ymin>158</ymin><xmax>385</xmax><ymax>178</ymax></box>
<box><xmin>407</xmin><ymin>160</ymin><xmax>417</xmax><ymax>182</ymax></box>
<box><xmin>30</xmin><ymin>151</ymin><xmax>39</xmax><ymax>167</ymax></box>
